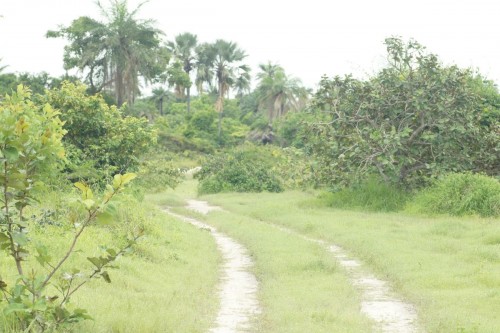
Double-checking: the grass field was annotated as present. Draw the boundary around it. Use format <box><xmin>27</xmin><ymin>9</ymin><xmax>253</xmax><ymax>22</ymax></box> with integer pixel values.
<box><xmin>1</xmin><ymin>178</ymin><xmax>498</xmax><ymax>332</ymax></box>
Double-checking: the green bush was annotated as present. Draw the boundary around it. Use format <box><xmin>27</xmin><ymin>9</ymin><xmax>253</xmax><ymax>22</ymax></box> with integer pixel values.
<box><xmin>44</xmin><ymin>82</ymin><xmax>157</xmax><ymax>185</ymax></box>
<box><xmin>320</xmin><ymin>176</ymin><xmax>410</xmax><ymax>212</ymax></box>
<box><xmin>408</xmin><ymin>172</ymin><xmax>500</xmax><ymax>217</ymax></box>
<box><xmin>196</xmin><ymin>144</ymin><xmax>284</xmax><ymax>194</ymax></box>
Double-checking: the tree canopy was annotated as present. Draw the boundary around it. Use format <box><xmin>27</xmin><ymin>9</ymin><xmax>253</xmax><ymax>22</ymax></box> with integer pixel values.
<box><xmin>46</xmin><ymin>0</ymin><xmax>169</xmax><ymax>106</ymax></box>
<box><xmin>308</xmin><ymin>37</ymin><xmax>499</xmax><ymax>188</ymax></box>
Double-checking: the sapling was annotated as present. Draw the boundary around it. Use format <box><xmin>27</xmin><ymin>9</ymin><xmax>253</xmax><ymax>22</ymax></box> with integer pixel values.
<box><xmin>0</xmin><ymin>86</ymin><xmax>141</xmax><ymax>332</ymax></box>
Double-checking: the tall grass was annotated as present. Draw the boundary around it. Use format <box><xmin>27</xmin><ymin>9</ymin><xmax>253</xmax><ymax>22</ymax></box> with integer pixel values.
<box><xmin>0</xmin><ymin>190</ymin><xmax>220</xmax><ymax>333</ymax></box>
<box><xmin>320</xmin><ymin>176</ymin><xmax>410</xmax><ymax>212</ymax></box>
<box><xmin>408</xmin><ymin>172</ymin><xmax>500</xmax><ymax>217</ymax></box>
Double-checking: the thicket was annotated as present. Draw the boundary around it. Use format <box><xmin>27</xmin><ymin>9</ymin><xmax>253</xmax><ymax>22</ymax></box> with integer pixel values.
<box><xmin>307</xmin><ymin>37</ymin><xmax>499</xmax><ymax>189</ymax></box>
<box><xmin>196</xmin><ymin>144</ymin><xmax>315</xmax><ymax>194</ymax></box>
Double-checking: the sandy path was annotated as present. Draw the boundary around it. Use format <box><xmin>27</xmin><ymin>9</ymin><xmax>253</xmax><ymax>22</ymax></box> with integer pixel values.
<box><xmin>274</xmin><ymin>226</ymin><xmax>422</xmax><ymax>333</ymax></box>
<box><xmin>164</xmin><ymin>201</ymin><xmax>260</xmax><ymax>333</ymax></box>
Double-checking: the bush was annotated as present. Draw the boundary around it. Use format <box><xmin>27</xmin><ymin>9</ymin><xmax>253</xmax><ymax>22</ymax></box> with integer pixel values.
<box><xmin>408</xmin><ymin>172</ymin><xmax>500</xmax><ymax>217</ymax></box>
<box><xmin>196</xmin><ymin>144</ymin><xmax>284</xmax><ymax>194</ymax></box>
<box><xmin>44</xmin><ymin>82</ymin><xmax>157</xmax><ymax>185</ymax></box>
<box><xmin>320</xmin><ymin>176</ymin><xmax>410</xmax><ymax>212</ymax></box>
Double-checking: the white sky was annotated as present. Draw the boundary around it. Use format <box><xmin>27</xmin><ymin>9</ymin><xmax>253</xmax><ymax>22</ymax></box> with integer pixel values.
<box><xmin>1</xmin><ymin>0</ymin><xmax>499</xmax><ymax>91</ymax></box>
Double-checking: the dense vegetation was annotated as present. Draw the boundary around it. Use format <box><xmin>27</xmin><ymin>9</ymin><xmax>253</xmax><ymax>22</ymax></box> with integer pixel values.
<box><xmin>0</xmin><ymin>0</ymin><xmax>499</xmax><ymax>331</ymax></box>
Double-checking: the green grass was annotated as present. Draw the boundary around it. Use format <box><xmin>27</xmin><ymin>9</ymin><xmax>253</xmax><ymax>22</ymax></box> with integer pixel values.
<box><xmin>201</xmin><ymin>189</ymin><xmax>500</xmax><ymax>333</ymax></box>
<box><xmin>0</xmin><ymin>194</ymin><xmax>220</xmax><ymax>333</ymax></box>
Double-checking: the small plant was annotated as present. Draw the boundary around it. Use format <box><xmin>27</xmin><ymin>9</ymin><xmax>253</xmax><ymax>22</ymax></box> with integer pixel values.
<box><xmin>409</xmin><ymin>172</ymin><xmax>500</xmax><ymax>217</ymax></box>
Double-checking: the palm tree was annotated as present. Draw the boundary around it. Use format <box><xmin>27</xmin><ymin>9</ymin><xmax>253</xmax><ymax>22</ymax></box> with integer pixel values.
<box><xmin>47</xmin><ymin>0</ymin><xmax>168</xmax><ymax>107</ymax></box>
<box><xmin>234</xmin><ymin>65</ymin><xmax>252</xmax><ymax>98</ymax></box>
<box><xmin>194</xmin><ymin>43</ymin><xmax>215</xmax><ymax>95</ymax></box>
<box><xmin>150</xmin><ymin>87</ymin><xmax>169</xmax><ymax>115</ymax></box>
<box><xmin>199</xmin><ymin>40</ymin><xmax>250</xmax><ymax>140</ymax></box>
<box><xmin>256</xmin><ymin>62</ymin><xmax>309</xmax><ymax>121</ymax></box>
<box><xmin>167</xmin><ymin>33</ymin><xmax>197</xmax><ymax>113</ymax></box>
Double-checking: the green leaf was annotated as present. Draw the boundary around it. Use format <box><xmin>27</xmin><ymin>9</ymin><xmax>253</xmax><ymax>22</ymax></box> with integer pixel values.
<box><xmin>0</xmin><ymin>232</ymin><xmax>10</xmax><ymax>245</ymax></box>
<box><xmin>0</xmin><ymin>280</ymin><xmax>7</xmax><ymax>290</ymax></box>
<box><xmin>33</xmin><ymin>299</ymin><xmax>48</xmax><ymax>311</ymax></box>
<box><xmin>12</xmin><ymin>232</ymin><xmax>28</xmax><ymax>246</ymax></box>
<box><xmin>112</xmin><ymin>174</ymin><xmax>122</xmax><ymax>189</ymax></box>
<box><xmin>75</xmin><ymin>182</ymin><xmax>93</xmax><ymax>200</ymax></box>
<box><xmin>3</xmin><ymin>302</ymin><xmax>29</xmax><ymax>315</ymax></box>
<box><xmin>82</xmin><ymin>199</ymin><xmax>95</xmax><ymax>209</ymax></box>
<box><xmin>4</xmin><ymin>147</ymin><xmax>19</xmax><ymax>162</ymax></box>
<box><xmin>101</xmin><ymin>271</ymin><xmax>111</xmax><ymax>283</ymax></box>
<box><xmin>121</xmin><ymin>173</ymin><xmax>137</xmax><ymax>185</ymax></box>
<box><xmin>35</xmin><ymin>245</ymin><xmax>52</xmax><ymax>267</ymax></box>
<box><xmin>87</xmin><ymin>256</ymin><xmax>103</xmax><ymax>268</ymax></box>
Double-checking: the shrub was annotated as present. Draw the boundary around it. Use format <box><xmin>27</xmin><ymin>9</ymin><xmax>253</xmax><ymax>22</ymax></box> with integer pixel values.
<box><xmin>320</xmin><ymin>176</ymin><xmax>410</xmax><ymax>212</ymax></box>
<box><xmin>196</xmin><ymin>144</ymin><xmax>284</xmax><ymax>194</ymax></box>
<box><xmin>408</xmin><ymin>172</ymin><xmax>500</xmax><ymax>217</ymax></box>
<box><xmin>44</xmin><ymin>82</ymin><xmax>157</xmax><ymax>185</ymax></box>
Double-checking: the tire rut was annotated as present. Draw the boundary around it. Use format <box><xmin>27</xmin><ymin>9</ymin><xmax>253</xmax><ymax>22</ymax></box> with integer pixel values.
<box><xmin>164</xmin><ymin>203</ymin><xmax>260</xmax><ymax>333</ymax></box>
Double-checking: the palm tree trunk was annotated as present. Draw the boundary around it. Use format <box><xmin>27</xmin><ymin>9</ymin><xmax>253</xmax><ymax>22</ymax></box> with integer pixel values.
<box><xmin>116</xmin><ymin>70</ymin><xmax>124</xmax><ymax>107</ymax></box>
<box><xmin>187</xmin><ymin>86</ymin><xmax>191</xmax><ymax>114</ymax></box>
<box><xmin>218</xmin><ymin>111</ymin><xmax>222</xmax><ymax>142</ymax></box>
<box><xmin>159</xmin><ymin>97</ymin><xmax>163</xmax><ymax>116</ymax></box>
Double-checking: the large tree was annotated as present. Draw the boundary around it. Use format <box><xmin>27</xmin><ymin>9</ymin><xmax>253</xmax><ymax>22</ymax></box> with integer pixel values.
<box><xmin>256</xmin><ymin>62</ymin><xmax>309</xmax><ymax>121</ymax></box>
<box><xmin>196</xmin><ymin>40</ymin><xmax>250</xmax><ymax>140</ymax></box>
<box><xmin>47</xmin><ymin>0</ymin><xmax>169</xmax><ymax>106</ymax></box>
<box><xmin>309</xmin><ymin>37</ymin><xmax>499</xmax><ymax>188</ymax></box>
<box><xmin>167</xmin><ymin>32</ymin><xmax>198</xmax><ymax>113</ymax></box>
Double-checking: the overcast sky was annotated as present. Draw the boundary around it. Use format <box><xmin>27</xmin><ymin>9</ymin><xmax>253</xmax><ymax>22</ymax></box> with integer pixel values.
<box><xmin>1</xmin><ymin>0</ymin><xmax>499</xmax><ymax>91</ymax></box>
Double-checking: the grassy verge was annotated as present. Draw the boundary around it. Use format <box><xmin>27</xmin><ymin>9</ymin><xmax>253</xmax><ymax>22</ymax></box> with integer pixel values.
<box><xmin>0</xmin><ymin>192</ymin><xmax>219</xmax><ymax>333</ymax></box>
<box><xmin>203</xmin><ymin>189</ymin><xmax>500</xmax><ymax>333</ymax></box>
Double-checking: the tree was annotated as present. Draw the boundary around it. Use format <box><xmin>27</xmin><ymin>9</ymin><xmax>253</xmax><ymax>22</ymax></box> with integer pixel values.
<box><xmin>256</xmin><ymin>62</ymin><xmax>309</xmax><ymax>121</ymax></box>
<box><xmin>150</xmin><ymin>87</ymin><xmax>170</xmax><ymax>115</ymax></box>
<box><xmin>194</xmin><ymin>43</ymin><xmax>215</xmax><ymax>95</ymax></box>
<box><xmin>44</xmin><ymin>82</ymin><xmax>157</xmax><ymax>184</ymax></box>
<box><xmin>47</xmin><ymin>0</ymin><xmax>169</xmax><ymax>107</ymax></box>
<box><xmin>308</xmin><ymin>37</ymin><xmax>499</xmax><ymax>188</ymax></box>
<box><xmin>167</xmin><ymin>32</ymin><xmax>198</xmax><ymax>113</ymax></box>
<box><xmin>196</xmin><ymin>40</ymin><xmax>250</xmax><ymax>140</ymax></box>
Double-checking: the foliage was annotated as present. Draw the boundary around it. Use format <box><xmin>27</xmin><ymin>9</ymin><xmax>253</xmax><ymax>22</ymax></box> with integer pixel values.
<box><xmin>274</xmin><ymin>110</ymin><xmax>318</xmax><ymax>148</ymax></box>
<box><xmin>153</xmin><ymin>95</ymin><xmax>251</xmax><ymax>152</ymax></box>
<box><xmin>196</xmin><ymin>144</ymin><xmax>284</xmax><ymax>194</ymax></box>
<box><xmin>167</xmin><ymin>32</ymin><xmax>198</xmax><ymax>113</ymax></box>
<box><xmin>308</xmin><ymin>37</ymin><xmax>499</xmax><ymax>189</ymax></box>
<box><xmin>166</xmin><ymin>61</ymin><xmax>191</xmax><ymax>99</ymax></box>
<box><xmin>196</xmin><ymin>144</ymin><xmax>316</xmax><ymax>194</ymax></box>
<box><xmin>408</xmin><ymin>172</ymin><xmax>500</xmax><ymax>217</ymax></box>
<box><xmin>47</xmin><ymin>0</ymin><xmax>169</xmax><ymax>106</ymax></box>
<box><xmin>0</xmin><ymin>85</ymin><xmax>140</xmax><ymax>331</ymax></box>
<box><xmin>44</xmin><ymin>82</ymin><xmax>156</xmax><ymax>185</ymax></box>
<box><xmin>195</xmin><ymin>40</ymin><xmax>250</xmax><ymax>140</ymax></box>
<box><xmin>255</xmin><ymin>62</ymin><xmax>309</xmax><ymax>121</ymax></box>
<box><xmin>0</xmin><ymin>72</ymin><xmax>79</xmax><ymax>97</ymax></box>
<box><xmin>135</xmin><ymin>153</ymin><xmax>183</xmax><ymax>193</ymax></box>
<box><xmin>319</xmin><ymin>176</ymin><xmax>410</xmax><ymax>212</ymax></box>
